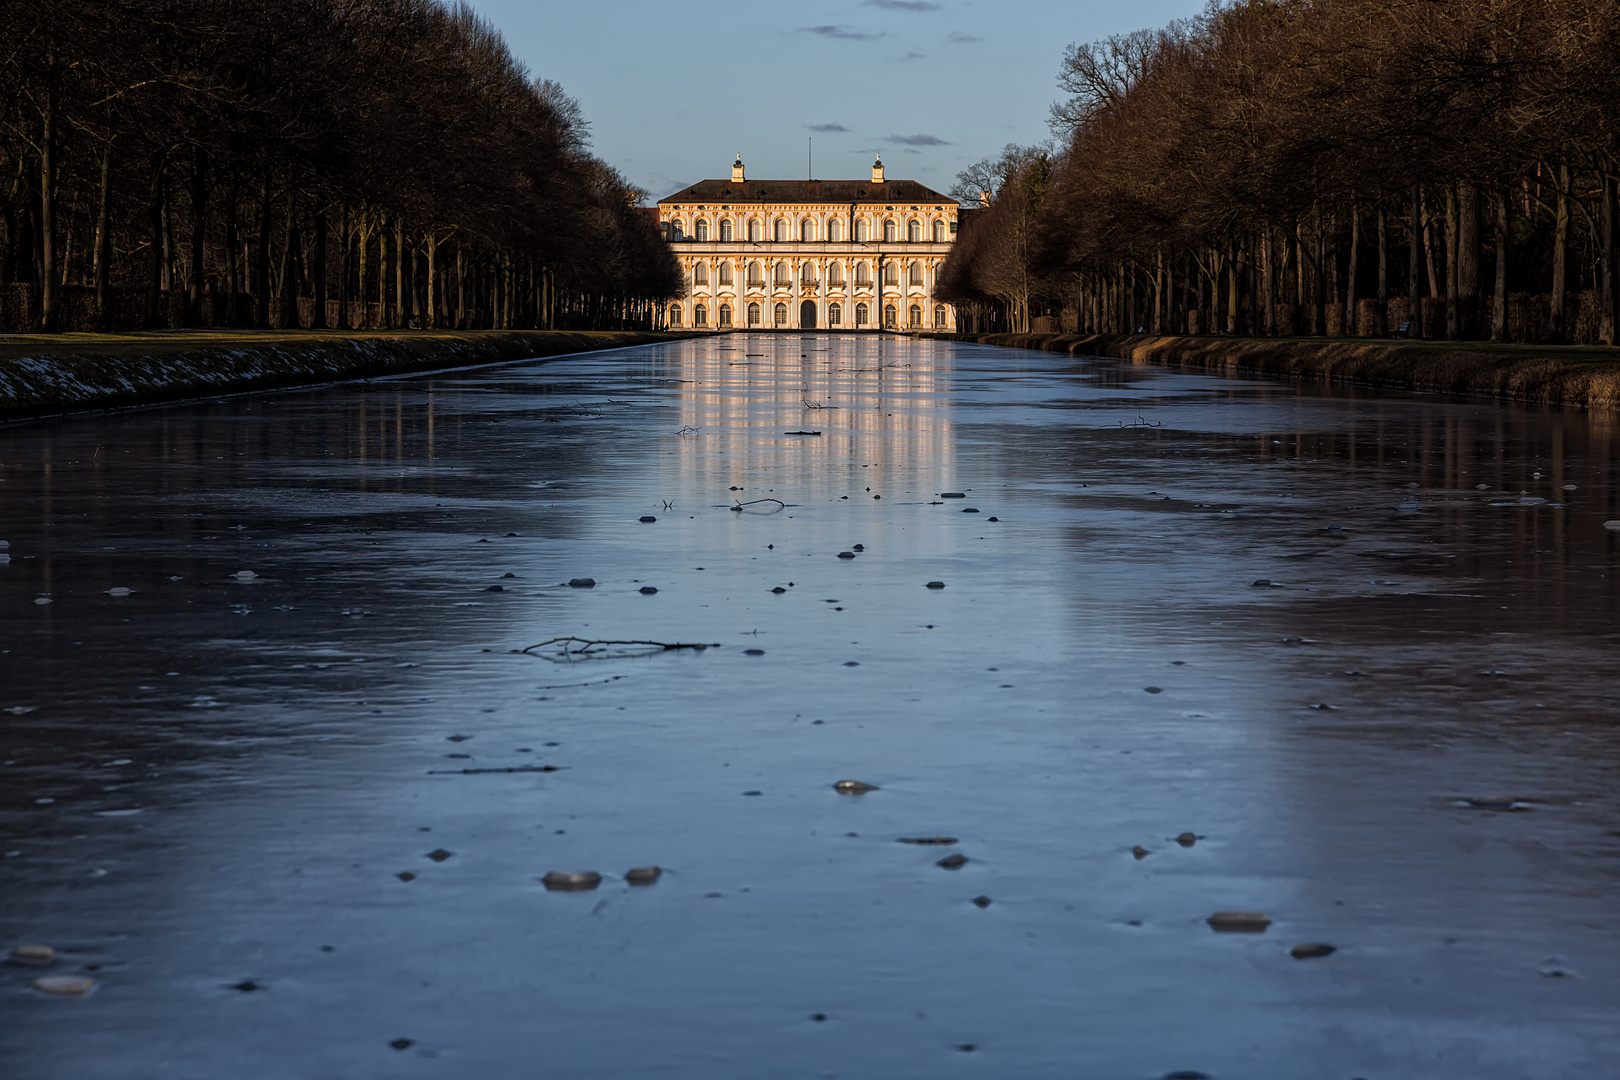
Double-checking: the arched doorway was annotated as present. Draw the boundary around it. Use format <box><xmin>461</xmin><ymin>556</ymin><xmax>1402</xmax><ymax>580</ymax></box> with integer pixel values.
<box><xmin>800</xmin><ymin>300</ymin><xmax>817</xmax><ymax>329</ymax></box>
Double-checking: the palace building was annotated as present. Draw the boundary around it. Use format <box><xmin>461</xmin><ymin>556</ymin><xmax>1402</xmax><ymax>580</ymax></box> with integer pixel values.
<box><xmin>656</xmin><ymin>155</ymin><xmax>959</xmax><ymax>332</ymax></box>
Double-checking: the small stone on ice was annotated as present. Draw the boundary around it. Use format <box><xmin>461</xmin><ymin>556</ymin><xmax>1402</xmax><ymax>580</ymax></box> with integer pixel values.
<box><xmin>962</xmin><ymin>507</ymin><xmax>979</xmax><ymax>513</ymax></box>
<box><xmin>542</xmin><ymin>871</ymin><xmax>602</xmax><ymax>892</ymax></box>
<box><xmin>1605</xmin><ymin>521</ymin><xmax>1620</xmax><ymax>531</ymax></box>
<box><xmin>625</xmin><ymin>866</ymin><xmax>662</xmax><ymax>885</ymax></box>
<box><xmin>390</xmin><ymin>1038</ymin><xmax>414</xmax><ymax>1051</ymax></box>
<box><xmin>898</xmin><ymin>837</ymin><xmax>957</xmax><ymax>845</ymax></box>
<box><xmin>852</xmin><ymin>544</ymin><xmax>864</xmax><ymax>551</ymax></box>
<box><xmin>941</xmin><ymin>492</ymin><xmax>965</xmax><ymax>498</ymax></box>
<box><xmin>744</xmin><ymin>648</ymin><xmax>765</xmax><ymax>656</ymax></box>
<box><xmin>937</xmin><ymin>854</ymin><xmax>968</xmax><ymax>870</ymax></box>
<box><xmin>1132</xmin><ymin>845</ymin><xmax>1149</xmax><ymax>860</ymax></box>
<box><xmin>11</xmin><ymin>944</ymin><xmax>55</xmax><ymax>965</ymax></box>
<box><xmin>837</xmin><ymin>551</ymin><xmax>856</xmax><ymax>559</ymax></box>
<box><xmin>640</xmin><ymin>586</ymin><xmax>658</xmax><ymax>594</ymax></box>
<box><xmin>427</xmin><ymin>848</ymin><xmax>453</xmax><ymax>862</ymax></box>
<box><xmin>972</xmin><ymin>895</ymin><xmax>991</xmax><ymax>908</ymax></box>
<box><xmin>1291</xmin><ymin>943</ymin><xmax>1335</xmax><ymax>959</ymax></box>
<box><xmin>640</xmin><ymin>516</ymin><xmax>657</xmax><ymax>523</ymax></box>
<box><xmin>34</xmin><ymin>975</ymin><xmax>95</xmax><ymax>996</ymax></box>
<box><xmin>833</xmin><ymin>780</ymin><xmax>877</xmax><ymax>795</ymax></box>
<box><xmin>1251</xmin><ymin>579</ymin><xmax>1271</xmax><ymax>587</ymax></box>
<box><xmin>925</xmin><ymin>581</ymin><xmax>946</xmax><ymax>589</ymax></box>
<box><xmin>771</xmin><ymin>586</ymin><xmax>786</xmax><ymax>594</ymax></box>
<box><xmin>1208</xmin><ymin>911</ymin><xmax>1271</xmax><ymax>932</ymax></box>
<box><xmin>106</xmin><ymin>587</ymin><xmax>133</xmax><ymax>597</ymax></box>
<box><xmin>568</xmin><ymin>578</ymin><xmax>596</xmax><ymax>588</ymax></box>
<box><xmin>234</xmin><ymin>571</ymin><xmax>258</xmax><ymax>581</ymax></box>
<box><xmin>1144</xmin><ymin>686</ymin><xmax>1162</xmax><ymax>693</ymax></box>
<box><xmin>485</xmin><ymin>585</ymin><xmax>504</xmax><ymax>592</ymax></box>
<box><xmin>397</xmin><ymin>872</ymin><xmax>416</xmax><ymax>882</ymax></box>
<box><xmin>33</xmin><ymin>597</ymin><xmax>51</xmax><ymax>605</ymax></box>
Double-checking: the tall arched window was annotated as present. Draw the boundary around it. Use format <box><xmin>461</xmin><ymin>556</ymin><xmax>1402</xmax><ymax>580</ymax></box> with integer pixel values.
<box><xmin>669</xmin><ymin>304</ymin><xmax>683</xmax><ymax>326</ymax></box>
<box><xmin>670</xmin><ymin>221</ymin><xmax>684</xmax><ymax>241</ymax></box>
<box><xmin>907</xmin><ymin>221</ymin><xmax>920</xmax><ymax>242</ymax></box>
<box><xmin>695</xmin><ymin>220</ymin><xmax>709</xmax><ymax>241</ymax></box>
<box><xmin>855</xmin><ymin>262</ymin><xmax>871</xmax><ymax>286</ymax></box>
<box><xmin>883</xmin><ymin>304</ymin><xmax>897</xmax><ymax>328</ymax></box>
<box><xmin>909</xmin><ymin>304</ymin><xmax>922</xmax><ymax>328</ymax></box>
<box><xmin>801</xmin><ymin>219</ymin><xmax>815</xmax><ymax>242</ymax></box>
<box><xmin>694</xmin><ymin>263</ymin><xmax>708</xmax><ymax>285</ymax></box>
<box><xmin>695</xmin><ymin>304</ymin><xmax>708</xmax><ymax>327</ymax></box>
<box><xmin>720</xmin><ymin>219</ymin><xmax>734</xmax><ymax>242</ymax></box>
<box><xmin>932</xmin><ymin>221</ymin><xmax>946</xmax><ymax>242</ymax></box>
<box><xmin>774</xmin><ymin>261</ymin><xmax>789</xmax><ymax>286</ymax></box>
<box><xmin>801</xmin><ymin>262</ymin><xmax>817</xmax><ymax>284</ymax></box>
<box><xmin>856</xmin><ymin>302</ymin><xmax>869</xmax><ymax>326</ymax></box>
<box><xmin>883</xmin><ymin>220</ymin><xmax>897</xmax><ymax>242</ymax></box>
<box><xmin>718</xmin><ymin>262</ymin><xmax>733</xmax><ymax>286</ymax></box>
<box><xmin>933</xmin><ymin>304</ymin><xmax>946</xmax><ymax>327</ymax></box>
<box><xmin>908</xmin><ymin>261</ymin><xmax>923</xmax><ymax>286</ymax></box>
<box><xmin>828</xmin><ymin>219</ymin><xmax>843</xmax><ymax>242</ymax></box>
<box><xmin>883</xmin><ymin>262</ymin><xmax>899</xmax><ymax>286</ymax></box>
<box><xmin>828</xmin><ymin>262</ymin><xmax>844</xmax><ymax>286</ymax></box>
<box><xmin>855</xmin><ymin>220</ymin><xmax>869</xmax><ymax>242</ymax></box>
<box><xmin>748</xmin><ymin>219</ymin><xmax>761</xmax><ymax>242</ymax></box>
<box><xmin>747</xmin><ymin>261</ymin><xmax>763</xmax><ymax>286</ymax></box>
<box><xmin>774</xmin><ymin>302</ymin><xmax>788</xmax><ymax>325</ymax></box>
<box><xmin>719</xmin><ymin>304</ymin><xmax>733</xmax><ymax>327</ymax></box>
<box><xmin>747</xmin><ymin>302</ymin><xmax>761</xmax><ymax>325</ymax></box>
<box><xmin>829</xmin><ymin>303</ymin><xmax>842</xmax><ymax>326</ymax></box>
<box><xmin>774</xmin><ymin>219</ymin><xmax>787</xmax><ymax>242</ymax></box>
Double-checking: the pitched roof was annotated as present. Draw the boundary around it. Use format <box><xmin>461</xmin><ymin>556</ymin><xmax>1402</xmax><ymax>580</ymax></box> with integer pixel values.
<box><xmin>658</xmin><ymin>179</ymin><xmax>956</xmax><ymax>206</ymax></box>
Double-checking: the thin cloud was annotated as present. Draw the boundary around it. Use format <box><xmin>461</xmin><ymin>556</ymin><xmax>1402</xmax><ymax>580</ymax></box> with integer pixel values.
<box><xmin>945</xmin><ymin>31</ymin><xmax>982</xmax><ymax>43</ymax></box>
<box><xmin>863</xmin><ymin>0</ymin><xmax>942</xmax><ymax>10</ymax></box>
<box><xmin>902</xmin><ymin>51</ymin><xmax>927</xmax><ymax>61</ymax></box>
<box><xmin>806</xmin><ymin>123</ymin><xmax>851</xmax><ymax>133</ymax></box>
<box><xmin>799</xmin><ymin>25</ymin><xmax>883</xmax><ymax>40</ymax></box>
<box><xmin>887</xmin><ymin>133</ymin><xmax>951</xmax><ymax>147</ymax></box>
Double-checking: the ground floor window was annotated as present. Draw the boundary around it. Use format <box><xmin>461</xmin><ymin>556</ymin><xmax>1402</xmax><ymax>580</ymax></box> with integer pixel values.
<box><xmin>884</xmin><ymin>304</ymin><xmax>897</xmax><ymax>329</ymax></box>
<box><xmin>747</xmin><ymin>302</ymin><xmax>761</xmax><ymax>326</ymax></box>
<box><xmin>694</xmin><ymin>305</ymin><xmax>707</xmax><ymax>328</ymax></box>
<box><xmin>934</xmin><ymin>304</ymin><xmax>946</xmax><ymax>328</ymax></box>
<box><xmin>669</xmin><ymin>304</ymin><xmax>682</xmax><ymax>327</ymax></box>
<box><xmin>855</xmin><ymin>302</ymin><xmax>868</xmax><ymax>326</ymax></box>
<box><xmin>719</xmin><ymin>304</ymin><xmax>732</xmax><ymax>328</ymax></box>
<box><xmin>828</xmin><ymin>303</ymin><xmax>842</xmax><ymax>326</ymax></box>
<box><xmin>774</xmin><ymin>302</ymin><xmax>787</xmax><ymax>326</ymax></box>
<box><xmin>909</xmin><ymin>304</ymin><xmax>922</xmax><ymax>328</ymax></box>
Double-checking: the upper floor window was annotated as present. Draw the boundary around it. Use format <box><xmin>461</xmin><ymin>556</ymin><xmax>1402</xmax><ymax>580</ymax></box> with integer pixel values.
<box><xmin>827</xmin><ymin>262</ymin><xmax>844</xmax><ymax>285</ymax></box>
<box><xmin>855</xmin><ymin>261</ymin><xmax>871</xmax><ymax>286</ymax></box>
<box><xmin>774</xmin><ymin>219</ymin><xmax>787</xmax><ymax>242</ymax></box>
<box><xmin>908</xmin><ymin>261</ymin><xmax>923</xmax><ymax>286</ymax></box>
<box><xmin>747</xmin><ymin>260</ymin><xmax>763</xmax><ymax>286</ymax></box>
<box><xmin>748</xmin><ymin>219</ymin><xmax>761</xmax><ymax>242</ymax></box>
<box><xmin>720</xmin><ymin>219</ymin><xmax>733</xmax><ymax>242</ymax></box>
<box><xmin>695</xmin><ymin>220</ymin><xmax>709</xmax><ymax>241</ymax></box>
<box><xmin>719</xmin><ymin>262</ymin><xmax>733</xmax><ymax>286</ymax></box>
<box><xmin>773</xmin><ymin>261</ymin><xmax>790</xmax><ymax>286</ymax></box>
<box><xmin>883</xmin><ymin>262</ymin><xmax>899</xmax><ymax>285</ymax></box>
<box><xmin>694</xmin><ymin>263</ymin><xmax>708</xmax><ymax>285</ymax></box>
<box><xmin>801</xmin><ymin>219</ymin><xmax>815</xmax><ymax>242</ymax></box>
<box><xmin>801</xmin><ymin>262</ymin><xmax>817</xmax><ymax>284</ymax></box>
<box><xmin>855</xmin><ymin>220</ymin><xmax>869</xmax><ymax>242</ymax></box>
<box><xmin>670</xmin><ymin>220</ymin><xmax>684</xmax><ymax>241</ymax></box>
<box><xmin>828</xmin><ymin>219</ymin><xmax>843</xmax><ymax>242</ymax></box>
<box><xmin>907</xmin><ymin>221</ymin><xmax>920</xmax><ymax>242</ymax></box>
<box><xmin>883</xmin><ymin>220</ymin><xmax>897</xmax><ymax>242</ymax></box>
<box><xmin>932</xmin><ymin>221</ymin><xmax>946</xmax><ymax>242</ymax></box>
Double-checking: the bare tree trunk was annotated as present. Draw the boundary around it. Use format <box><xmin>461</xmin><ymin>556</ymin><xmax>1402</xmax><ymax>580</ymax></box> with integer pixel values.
<box><xmin>1346</xmin><ymin>205</ymin><xmax>1360</xmax><ymax>335</ymax></box>
<box><xmin>187</xmin><ymin>150</ymin><xmax>209</xmax><ymax>324</ymax></box>
<box><xmin>1376</xmin><ymin>206</ymin><xmax>1387</xmax><ymax>335</ymax></box>
<box><xmin>1492</xmin><ymin>188</ymin><xmax>1509</xmax><ymax>342</ymax></box>
<box><xmin>1600</xmin><ymin>171</ymin><xmax>1615</xmax><ymax>347</ymax></box>
<box><xmin>274</xmin><ymin>194</ymin><xmax>294</xmax><ymax>327</ymax></box>
<box><xmin>150</xmin><ymin>159</ymin><xmax>171</xmax><ymax>328</ymax></box>
<box><xmin>224</xmin><ymin>178</ymin><xmax>239</xmax><ymax>327</ymax></box>
<box><xmin>1225</xmin><ymin>243</ymin><xmax>1238</xmax><ymax>334</ymax></box>
<box><xmin>1260</xmin><ymin>228</ymin><xmax>1275</xmax><ymax>335</ymax></box>
<box><xmin>312</xmin><ymin>202</ymin><xmax>328</xmax><ymax>328</ymax></box>
<box><xmin>337</xmin><ymin>204</ymin><xmax>350</xmax><ymax>330</ymax></box>
<box><xmin>39</xmin><ymin>77</ymin><xmax>58</xmax><ymax>332</ymax></box>
<box><xmin>1409</xmin><ymin>186</ymin><xmax>1423</xmax><ymax>337</ymax></box>
<box><xmin>1421</xmin><ymin>186</ymin><xmax>1441</xmax><ymax>302</ymax></box>
<box><xmin>1444</xmin><ymin>185</ymin><xmax>1459</xmax><ymax>339</ymax></box>
<box><xmin>425</xmin><ymin>231</ymin><xmax>438</xmax><ymax>329</ymax></box>
<box><xmin>255</xmin><ymin>174</ymin><xmax>272</xmax><ymax>328</ymax></box>
<box><xmin>1458</xmin><ymin>182</ymin><xmax>1479</xmax><ymax>339</ymax></box>
<box><xmin>1550</xmin><ymin>164</ymin><xmax>1570</xmax><ymax>342</ymax></box>
<box><xmin>357</xmin><ymin>215</ymin><xmax>370</xmax><ymax>329</ymax></box>
<box><xmin>93</xmin><ymin>140</ymin><xmax>113</xmax><ymax>331</ymax></box>
<box><xmin>456</xmin><ymin>245</ymin><xmax>467</xmax><ymax>328</ymax></box>
<box><xmin>394</xmin><ymin>218</ymin><xmax>406</xmax><ymax>327</ymax></box>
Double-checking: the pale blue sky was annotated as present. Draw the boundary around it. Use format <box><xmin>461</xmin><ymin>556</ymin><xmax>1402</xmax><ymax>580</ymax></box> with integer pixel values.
<box><xmin>462</xmin><ymin>0</ymin><xmax>1206</xmax><ymax>202</ymax></box>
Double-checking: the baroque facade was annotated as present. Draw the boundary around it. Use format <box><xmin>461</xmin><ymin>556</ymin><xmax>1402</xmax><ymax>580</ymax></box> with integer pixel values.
<box><xmin>656</xmin><ymin>156</ymin><xmax>958</xmax><ymax>332</ymax></box>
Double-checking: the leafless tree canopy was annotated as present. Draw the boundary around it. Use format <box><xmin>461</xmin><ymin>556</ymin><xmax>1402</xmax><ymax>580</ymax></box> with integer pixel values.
<box><xmin>939</xmin><ymin>0</ymin><xmax>1620</xmax><ymax>345</ymax></box>
<box><xmin>0</xmin><ymin>0</ymin><xmax>681</xmax><ymax>333</ymax></box>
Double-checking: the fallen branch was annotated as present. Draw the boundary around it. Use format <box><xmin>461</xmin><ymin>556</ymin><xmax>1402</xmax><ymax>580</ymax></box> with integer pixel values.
<box><xmin>731</xmin><ymin>497</ymin><xmax>786</xmax><ymax>513</ymax></box>
<box><xmin>521</xmin><ymin>636</ymin><xmax>717</xmax><ymax>657</ymax></box>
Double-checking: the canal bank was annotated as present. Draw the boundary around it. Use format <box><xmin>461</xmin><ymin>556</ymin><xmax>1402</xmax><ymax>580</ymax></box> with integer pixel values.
<box><xmin>930</xmin><ymin>332</ymin><xmax>1620</xmax><ymax>410</ymax></box>
<box><xmin>0</xmin><ymin>329</ymin><xmax>696</xmax><ymax>421</ymax></box>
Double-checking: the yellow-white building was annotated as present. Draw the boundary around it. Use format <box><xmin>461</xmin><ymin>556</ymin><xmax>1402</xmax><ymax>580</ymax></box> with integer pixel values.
<box><xmin>657</xmin><ymin>155</ymin><xmax>959</xmax><ymax>332</ymax></box>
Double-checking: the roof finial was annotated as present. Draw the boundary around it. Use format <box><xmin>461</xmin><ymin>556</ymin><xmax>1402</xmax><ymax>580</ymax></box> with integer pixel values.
<box><xmin>872</xmin><ymin>153</ymin><xmax>885</xmax><ymax>184</ymax></box>
<box><xmin>732</xmin><ymin>153</ymin><xmax>745</xmax><ymax>183</ymax></box>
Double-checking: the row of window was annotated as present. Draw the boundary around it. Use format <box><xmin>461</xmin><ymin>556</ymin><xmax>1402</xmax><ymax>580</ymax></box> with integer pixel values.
<box><xmin>668</xmin><ymin>302</ymin><xmax>947</xmax><ymax>329</ymax></box>
<box><xmin>670</xmin><ymin>218</ymin><xmax>949</xmax><ymax>243</ymax></box>
<box><xmin>692</xmin><ymin>260</ymin><xmax>929</xmax><ymax>287</ymax></box>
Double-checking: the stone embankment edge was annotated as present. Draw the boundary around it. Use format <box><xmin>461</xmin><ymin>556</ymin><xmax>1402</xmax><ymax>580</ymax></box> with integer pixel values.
<box><xmin>0</xmin><ymin>331</ymin><xmax>699</xmax><ymax>422</ymax></box>
<box><xmin>926</xmin><ymin>332</ymin><xmax>1620</xmax><ymax>410</ymax></box>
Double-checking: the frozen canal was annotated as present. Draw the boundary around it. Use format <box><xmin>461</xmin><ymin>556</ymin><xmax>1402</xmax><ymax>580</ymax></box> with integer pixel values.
<box><xmin>2</xmin><ymin>334</ymin><xmax>1618</xmax><ymax>1078</ymax></box>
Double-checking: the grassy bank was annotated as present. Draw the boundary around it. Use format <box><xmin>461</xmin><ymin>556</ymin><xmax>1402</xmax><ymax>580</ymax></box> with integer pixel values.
<box><xmin>930</xmin><ymin>332</ymin><xmax>1620</xmax><ymax>410</ymax></box>
<box><xmin>0</xmin><ymin>329</ymin><xmax>695</xmax><ymax>421</ymax></box>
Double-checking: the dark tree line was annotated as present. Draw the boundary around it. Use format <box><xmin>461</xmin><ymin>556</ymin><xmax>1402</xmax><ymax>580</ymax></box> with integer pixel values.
<box><xmin>940</xmin><ymin>0</ymin><xmax>1620</xmax><ymax>345</ymax></box>
<box><xmin>0</xmin><ymin>0</ymin><xmax>681</xmax><ymax>333</ymax></box>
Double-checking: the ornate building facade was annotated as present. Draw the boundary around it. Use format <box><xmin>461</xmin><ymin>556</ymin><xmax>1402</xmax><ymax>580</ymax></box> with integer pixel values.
<box><xmin>656</xmin><ymin>156</ymin><xmax>958</xmax><ymax>332</ymax></box>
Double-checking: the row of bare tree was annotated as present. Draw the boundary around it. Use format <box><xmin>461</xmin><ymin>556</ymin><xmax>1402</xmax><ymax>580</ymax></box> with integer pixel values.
<box><xmin>940</xmin><ymin>0</ymin><xmax>1620</xmax><ymax>345</ymax></box>
<box><xmin>0</xmin><ymin>0</ymin><xmax>681</xmax><ymax>333</ymax></box>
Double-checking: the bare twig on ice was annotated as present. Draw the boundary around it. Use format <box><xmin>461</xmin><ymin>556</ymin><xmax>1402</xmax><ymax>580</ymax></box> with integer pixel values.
<box><xmin>521</xmin><ymin>636</ymin><xmax>718</xmax><ymax>658</ymax></box>
<box><xmin>731</xmin><ymin>497</ymin><xmax>786</xmax><ymax>513</ymax></box>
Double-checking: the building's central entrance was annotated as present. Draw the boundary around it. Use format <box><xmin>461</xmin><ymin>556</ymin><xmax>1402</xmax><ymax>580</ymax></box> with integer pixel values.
<box><xmin>800</xmin><ymin>300</ymin><xmax>817</xmax><ymax>329</ymax></box>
